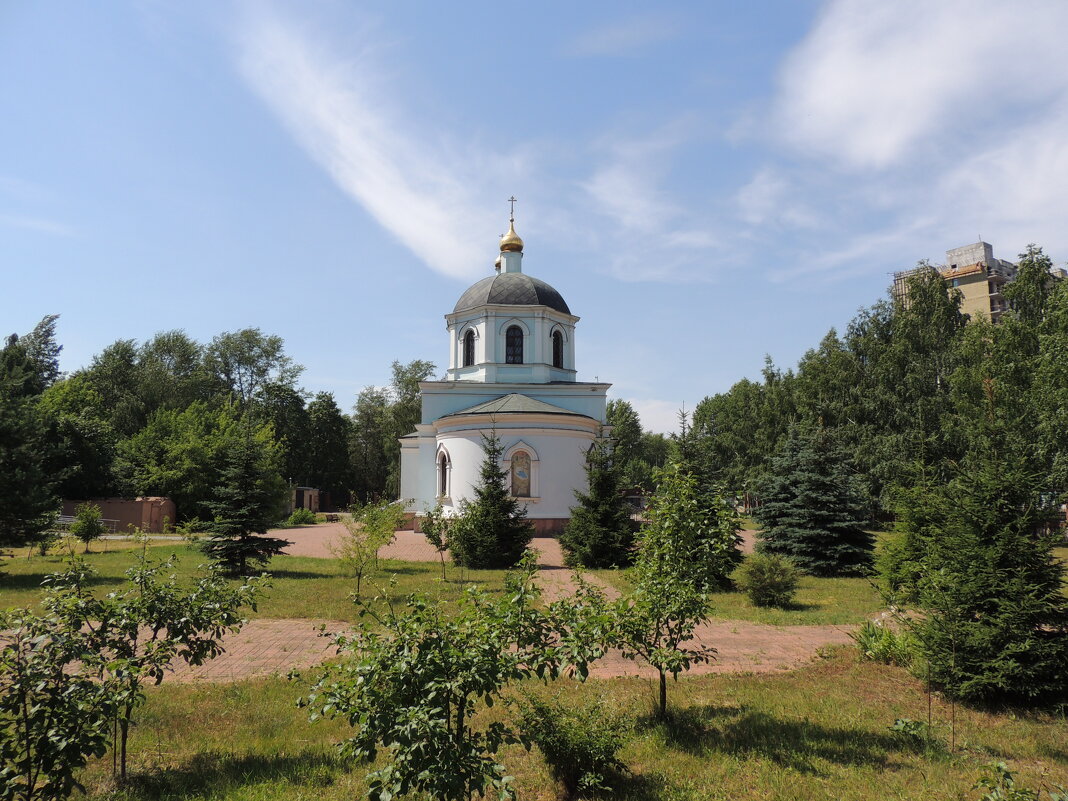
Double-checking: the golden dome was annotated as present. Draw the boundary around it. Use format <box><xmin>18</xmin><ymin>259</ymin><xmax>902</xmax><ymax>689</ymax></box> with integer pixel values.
<box><xmin>494</xmin><ymin>254</ymin><xmax>502</xmax><ymax>270</ymax></box>
<box><xmin>499</xmin><ymin>219</ymin><xmax>524</xmax><ymax>253</ymax></box>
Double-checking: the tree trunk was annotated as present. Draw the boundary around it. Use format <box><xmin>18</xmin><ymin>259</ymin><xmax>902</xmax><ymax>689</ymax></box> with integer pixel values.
<box><xmin>658</xmin><ymin>669</ymin><xmax>667</xmax><ymax>716</ymax></box>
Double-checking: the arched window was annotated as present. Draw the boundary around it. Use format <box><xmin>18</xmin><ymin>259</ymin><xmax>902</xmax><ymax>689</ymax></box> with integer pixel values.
<box><xmin>552</xmin><ymin>330</ymin><xmax>564</xmax><ymax>369</ymax></box>
<box><xmin>462</xmin><ymin>330</ymin><xmax>475</xmax><ymax>367</ymax></box>
<box><xmin>438</xmin><ymin>450</ymin><xmax>450</xmax><ymax>497</ymax></box>
<box><xmin>505</xmin><ymin>326</ymin><xmax>523</xmax><ymax>364</ymax></box>
<box><xmin>510</xmin><ymin>450</ymin><xmax>531</xmax><ymax>497</ymax></box>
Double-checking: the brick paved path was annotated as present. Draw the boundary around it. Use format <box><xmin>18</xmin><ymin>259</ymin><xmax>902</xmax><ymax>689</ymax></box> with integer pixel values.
<box><xmin>281</xmin><ymin>523</ymin><xmax>441</xmax><ymax>561</ymax></box>
<box><xmin>527</xmin><ymin>536</ymin><xmax>852</xmax><ymax>676</ymax></box>
<box><xmin>167</xmin><ymin>618</ymin><xmax>345</xmax><ymax>684</ymax></box>
<box><xmin>169</xmin><ymin>527</ymin><xmax>850</xmax><ymax>682</ymax></box>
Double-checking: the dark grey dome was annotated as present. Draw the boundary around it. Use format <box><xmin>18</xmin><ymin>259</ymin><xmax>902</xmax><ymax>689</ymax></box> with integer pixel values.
<box><xmin>453</xmin><ymin>272</ymin><xmax>571</xmax><ymax>314</ymax></box>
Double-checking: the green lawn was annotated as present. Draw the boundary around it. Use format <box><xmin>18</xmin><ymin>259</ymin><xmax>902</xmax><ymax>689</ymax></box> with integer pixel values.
<box><xmin>0</xmin><ymin>543</ymin><xmax>509</xmax><ymax>622</ymax></box>
<box><xmin>70</xmin><ymin>650</ymin><xmax>1068</xmax><ymax>801</ymax></box>
<box><xmin>592</xmin><ymin>568</ymin><xmax>885</xmax><ymax>626</ymax></box>
<box><xmin>5</xmin><ymin>538</ymin><xmax>1068</xmax><ymax>800</ymax></box>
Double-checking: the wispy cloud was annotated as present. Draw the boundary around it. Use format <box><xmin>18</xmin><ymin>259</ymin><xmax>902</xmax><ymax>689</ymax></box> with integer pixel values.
<box><xmin>741</xmin><ymin>0</ymin><xmax>1068</xmax><ymax>280</ymax></box>
<box><xmin>565</xmin><ymin>15</ymin><xmax>679</xmax><ymax>58</ymax></box>
<box><xmin>0</xmin><ymin>214</ymin><xmax>74</xmax><ymax>237</ymax></box>
<box><xmin>578</xmin><ymin>125</ymin><xmax>734</xmax><ymax>281</ymax></box>
<box><xmin>235</xmin><ymin>7</ymin><xmax>524</xmax><ymax>280</ymax></box>
<box><xmin>773</xmin><ymin>0</ymin><xmax>1068</xmax><ymax>170</ymax></box>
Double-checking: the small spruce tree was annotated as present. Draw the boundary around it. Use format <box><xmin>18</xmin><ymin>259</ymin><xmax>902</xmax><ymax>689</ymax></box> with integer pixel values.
<box><xmin>449</xmin><ymin>432</ymin><xmax>532</xmax><ymax>569</ymax></box>
<box><xmin>201</xmin><ymin>422</ymin><xmax>290</xmax><ymax>575</ymax></box>
<box><xmin>755</xmin><ymin>427</ymin><xmax>873</xmax><ymax>576</ymax></box>
<box><xmin>891</xmin><ymin>446</ymin><xmax>1068</xmax><ymax>705</ymax></box>
<box><xmin>560</xmin><ymin>434</ymin><xmax>637</xmax><ymax>568</ymax></box>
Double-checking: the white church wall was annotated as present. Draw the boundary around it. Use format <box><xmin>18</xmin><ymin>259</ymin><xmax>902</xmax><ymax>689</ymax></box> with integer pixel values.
<box><xmin>434</xmin><ymin>426</ymin><xmax>595</xmax><ymax>520</ymax></box>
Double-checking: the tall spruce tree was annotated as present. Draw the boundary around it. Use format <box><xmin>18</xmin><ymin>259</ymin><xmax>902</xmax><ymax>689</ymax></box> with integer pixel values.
<box><xmin>449</xmin><ymin>432</ymin><xmax>532</xmax><ymax>569</ymax></box>
<box><xmin>560</xmin><ymin>433</ymin><xmax>637</xmax><ymax>568</ymax></box>
<box><xmin>200</xmin><ymin>421</ymin><xmax>290</xmax><ymax>574</ymax></box>
<box><xmin>0</xmin><ymin>335</ymin><xmax>60</xmax><ymax>550</ymax></box>
<box><xmin>755</xmin><ymin>427</ymin><xmax>873</xmax><ymax>576</ymax></box>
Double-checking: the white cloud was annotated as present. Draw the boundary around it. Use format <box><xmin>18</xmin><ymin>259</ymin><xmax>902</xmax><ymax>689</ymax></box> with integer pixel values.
<box><xmin>774</xmin><ymin>0</ymin><xmax>1068</xmax><ymax>170</ymax></box>
<box><xmin>566</xmin><ymin>15</ymin><xmax>679</xmax><ymax>58</ymax></box>
<box><xmin>235</xmin><ymin>8</ymin><xmax>523</xmax><ymax>280</ymax></box>
<box><xmin>745</xmin><ymin>0</ymin><xmax>1068</xmax><ymax>280</ymax></box>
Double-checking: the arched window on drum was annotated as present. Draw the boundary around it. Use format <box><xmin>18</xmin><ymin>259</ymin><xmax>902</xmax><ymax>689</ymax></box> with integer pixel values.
<box><xmin>551</xmin><ymin>330</ymin><xmax>564</xmax><ymax>369</ymax></box>
<box><xmin>510</xmin><ymin>450</ymin><xmax>531</xmax><ymax>498</ymax></box>
<box><xmin>462</xmin><ymin>329</ymin><xmax>475</xmax><ymax>367</ymax></box>
<box><xmin>505</xmin><ymin>326</ymin><xmax>524</xmax><ymax>364</ymax></box>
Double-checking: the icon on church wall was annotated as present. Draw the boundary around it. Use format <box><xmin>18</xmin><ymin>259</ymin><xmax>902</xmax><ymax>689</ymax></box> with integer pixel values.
<box><xmin>511</xmin><ymin>451</ymin><xmax>531</xmax><ymax>497</ymax></box>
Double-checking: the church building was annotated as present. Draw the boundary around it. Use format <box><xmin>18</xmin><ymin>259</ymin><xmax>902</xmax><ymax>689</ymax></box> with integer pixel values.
<box><xmin>399</xmin><ymin>209</ymin><xmax>610</xmax><ymax>534</ymax></box>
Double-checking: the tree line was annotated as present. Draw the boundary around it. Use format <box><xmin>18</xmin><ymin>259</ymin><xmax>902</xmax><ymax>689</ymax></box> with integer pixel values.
<box><xmin>686</xmin><ymin>245</ymin><xmax>1068</xmax><ymax>524</ymax></box>
<box><xmin>0</xmin><ymin>318</ymin><xmax>443</xmax><ymax>549</ymax></box>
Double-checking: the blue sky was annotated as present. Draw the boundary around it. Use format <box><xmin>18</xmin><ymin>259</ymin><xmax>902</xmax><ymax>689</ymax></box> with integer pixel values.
<box><xmin>3</xmin><ymin>1</ymin><xmax>1067</xmax><ymax>432</ymax></box>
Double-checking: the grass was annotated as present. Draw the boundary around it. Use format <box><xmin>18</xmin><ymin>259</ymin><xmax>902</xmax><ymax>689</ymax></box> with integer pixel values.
<box><xmin>591</xmin><ymin>568</ymin><xmax>885</xmax><ymax>626</ymax></box>
<box><xmin>69</xmin><ymin>649</ymin><xmax>1068</xmax><ymax>801</ymax></box>
<box><xmin>5</xmin><ymin>534</ymin><xmax>1068</xmax><ymax>800</ymax></box>
<box><xmin>0</xmin><ymin>542</ymin><xmax>509</xmax><ymax>622</ymax></box>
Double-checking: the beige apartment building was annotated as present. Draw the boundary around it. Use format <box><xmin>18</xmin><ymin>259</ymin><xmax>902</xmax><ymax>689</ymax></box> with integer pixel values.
<box><xmin>894</xmin><ymin>241</ymin><xmax>1066</xmax><ymax>323</ymax></box>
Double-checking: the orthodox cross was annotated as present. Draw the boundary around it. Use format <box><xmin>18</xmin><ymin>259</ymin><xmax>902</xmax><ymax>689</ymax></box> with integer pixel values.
<box><xmin>508</xmin><ymin>195</ymin><xmax>517</xmax><ymax>221</ymax></box>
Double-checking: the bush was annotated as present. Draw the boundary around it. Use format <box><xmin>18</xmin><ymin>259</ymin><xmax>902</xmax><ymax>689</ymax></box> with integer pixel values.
<box><xmin>735</xmin><ymin>552</ymin><xmax>800</xmax><ymax>607</ymax></box>
<box><xmin>286</xmin><ymin>507</ymin><xmax>318</xmax><ymax>526</ymax></box>
<box><xmin>517</xmin><ymin>695</ymin><xmax>629</xmax><ymax>800</ymax></box>
<box><xmin>175</xmin><ymin>517</ymin><xmax>208</xmax><ymax>540</ymax></box>
<box><xmin>851</xmin><ymin>619</ymin><xmax>913</xmax><ymax>666</ymax></box>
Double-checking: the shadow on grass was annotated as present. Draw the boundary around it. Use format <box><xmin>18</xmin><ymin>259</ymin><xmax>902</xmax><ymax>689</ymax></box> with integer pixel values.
<box><xmin>1038</xmin><ymin>744</ymin><xmax>1068</xmax><ymax>763</ymax></box>
<box><xmin>639</xmin><ymin>704</ymin><xmax>915</xmax><ymax>774</ymax></box>
<box><xmin>0</xmin><ymin>570</ymin><xmax>119</xmax><ymax>592</ymax></box>
<box><xmin>121</xmin><ymin>749</ymin><xmax>346</xmax><ymax>799</ymax></box>
<box><xmin>262</xmin><ymin>569</ymin><xmax>340</xmax><ymax>580</ymax></box>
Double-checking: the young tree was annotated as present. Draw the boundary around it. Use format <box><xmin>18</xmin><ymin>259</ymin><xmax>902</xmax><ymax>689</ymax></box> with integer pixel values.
<box><xmin>42</xmin><ymin>555</ymin><xmax>266</xmax><ymax>780</ymax></box>
<box><xmin>641</xmin><ymin>461</ymin><xmax>742</xmax><ymax>592</ymax></box>
<box><xmin>560</xmin><ymin>434</ymin><xmax>636</xmax><ymax>568</ymax></box>
<box><xmin>304</xmin><ymin>554</ymin><xmax>608</xmax><ymax>801</ymax></box>
<box><xmin>331</xmin><ymin>499</ymin><xmax>405</xmax><ymax>599</ymax></box>
<box><xmin>421</xmin><ymin>502</ymin><xmax>453</xmax><ymax>581</ymax></box>
<box><xmin>200</xmin><ymin>422</ymin><xmax>290</xmax><ymax>575</ymax></box>
<box><xmin>755</xmin><ymin>428</ymin><xmax>873</xmax><ymax>576</ymax></box>
<box><xmin>449</xmin><ymin>432</ymin><xmax>533</xmax><ymax>569</ymax></box>
<box><xmin>0</xmin><ymin>609</ymin><xmax>115</xmax><ymax>801</ymax></box>
<box><xmin>614</xmin><ymin>466</ymin><xmax>720</xmax><ymax>715</ymax></box>
<box><xmin>69</xmin><ymin>502</ymin><xmax>106</xmax><ymax>553</ymax></box>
